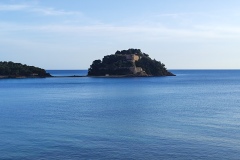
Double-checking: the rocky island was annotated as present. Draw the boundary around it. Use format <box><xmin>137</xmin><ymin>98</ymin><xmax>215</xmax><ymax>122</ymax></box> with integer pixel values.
<box><xmin>88</xmin><ymin>49</ymin><xmax>175</xmax><ymax>77</ymax></box>
<box><xmin>0</xmin><ymin>61</ymin><xmax>51</xmax><ymax>78</ymax></box>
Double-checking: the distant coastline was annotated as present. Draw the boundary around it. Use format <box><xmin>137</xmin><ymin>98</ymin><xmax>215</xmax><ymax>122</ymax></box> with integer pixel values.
<box><xmin>1</xmin><ymin>48</ymin><xmax>176</xmax><ymax>79</ymax></box>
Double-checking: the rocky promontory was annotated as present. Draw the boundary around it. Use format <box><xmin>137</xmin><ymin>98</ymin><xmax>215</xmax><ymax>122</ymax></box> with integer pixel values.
<box><xmin>88</xmin><ymin>49</ymin><xmax>175</xmax><ymax>77</ymax></box>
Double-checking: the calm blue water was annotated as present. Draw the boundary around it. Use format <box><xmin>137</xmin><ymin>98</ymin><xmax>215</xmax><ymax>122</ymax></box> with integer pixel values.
<box><xmin>47</xmin><ymin>70</ymin><xmax>88</xmax><ymax>76</ymax></box>
<box><xmin>1</xmin><ymin>70</ymin><xmax>240</xmax><ymax>160</ymax></box>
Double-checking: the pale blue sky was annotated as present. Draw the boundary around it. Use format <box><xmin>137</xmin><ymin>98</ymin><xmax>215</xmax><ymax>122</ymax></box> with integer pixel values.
<box><xmin>1</xmin><ymin>0</ymin><xmax>240</xmax><ymax>69</ymax></box>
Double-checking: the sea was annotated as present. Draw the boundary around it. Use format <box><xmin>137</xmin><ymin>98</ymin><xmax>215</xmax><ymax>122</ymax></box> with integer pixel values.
<box><xmin>0</xmin><ymin>70</ymin><xmax>240</xmax><ymax>160</ymax></box>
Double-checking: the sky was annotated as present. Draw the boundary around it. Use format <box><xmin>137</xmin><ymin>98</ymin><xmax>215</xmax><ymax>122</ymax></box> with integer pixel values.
<box><xmin>1</xmin><ymin>0</ymin><xmax>240</xmax><ymax>69</ymax></box>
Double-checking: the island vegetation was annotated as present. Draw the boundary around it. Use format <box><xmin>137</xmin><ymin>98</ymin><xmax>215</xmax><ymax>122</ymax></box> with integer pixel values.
<box><xmin>1</xmin><ymin>49</ymin><xmax>175</xmax><ymax>78</ymax></box>
<box><xmin>0</xmin><ymin>61</ymin><xmax>51</xmax><ymax>78</ymax></box>
<box><xmin>88</xmin><ymin>49</ymin><xmax>175</xmax><ymax>77</ymax></box>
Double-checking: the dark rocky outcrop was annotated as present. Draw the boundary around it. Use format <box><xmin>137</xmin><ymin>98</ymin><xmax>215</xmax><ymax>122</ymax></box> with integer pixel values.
<box><xmin>88</xmin><ymin>49</ymin><xmax>175</xmax><ymax>77</ymax></box>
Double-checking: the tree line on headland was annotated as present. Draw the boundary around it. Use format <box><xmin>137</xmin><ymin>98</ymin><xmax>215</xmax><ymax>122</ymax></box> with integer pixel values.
<box><xmin>0</xmin><ymin>61</ymin><xmax>51</xmax><ymax>78</ymax></box>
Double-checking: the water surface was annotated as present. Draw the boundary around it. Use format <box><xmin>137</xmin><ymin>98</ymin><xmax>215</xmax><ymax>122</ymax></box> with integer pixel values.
<box><xmin>1</xmin><ymin>70</ymin><xmax>240</xmax><ymax>159</ymax></box>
